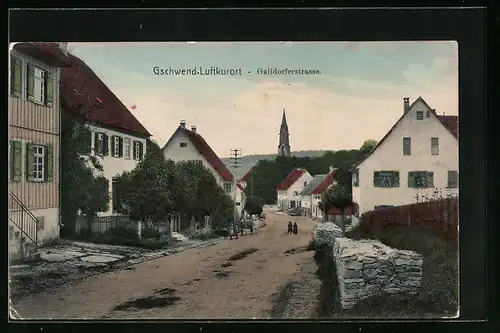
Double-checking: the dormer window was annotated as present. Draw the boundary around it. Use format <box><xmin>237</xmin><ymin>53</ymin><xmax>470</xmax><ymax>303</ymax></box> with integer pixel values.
<box><xmin>416</xmin><ymin>111</ymin><xmax>424</xmax><ymax>120</ymax></box>
<box><xmin>304</xmin><ymin>181</ymin><xmax>307</xmax><ymax>186</ymax></box>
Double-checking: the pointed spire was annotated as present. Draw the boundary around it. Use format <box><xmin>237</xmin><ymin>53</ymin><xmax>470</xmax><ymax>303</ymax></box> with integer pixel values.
<box><xmin>281</xmin><ymin>108</ymin><xmax>288</xmax><ymax>127</ymax></box>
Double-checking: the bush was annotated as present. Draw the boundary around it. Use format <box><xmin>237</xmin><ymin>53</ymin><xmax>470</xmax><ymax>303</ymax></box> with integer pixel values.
<box><xmin>190</xmin><ymin>229</ymin><xmax>216</xmax><ymax>241</ymax></box>
<box><xmin>107</xmin><ymin>225</ymin><xmax>139</xmax><ymax>240</ymax></box>
<box><xmin>345</xmin><ymin>225</ymin><xmax>459</xmax><ymax>316</ymax></box>
<box><xmin>141</xmin><ymin>227</ymin><xmax>162</xmax><ymax>239</ymax></box>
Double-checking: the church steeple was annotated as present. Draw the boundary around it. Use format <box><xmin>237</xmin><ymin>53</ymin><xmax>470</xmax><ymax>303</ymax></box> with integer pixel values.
<box><xmin>278</xmin><ymin>109</ymin><xmax>291</xmax><ymax>157</ymax></box>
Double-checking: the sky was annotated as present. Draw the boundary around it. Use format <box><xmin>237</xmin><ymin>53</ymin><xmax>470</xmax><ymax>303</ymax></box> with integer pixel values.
<box><xmin>67</xmin><ymin>41</ymin><xmax>458</xmax><ymax>158</ymax></box>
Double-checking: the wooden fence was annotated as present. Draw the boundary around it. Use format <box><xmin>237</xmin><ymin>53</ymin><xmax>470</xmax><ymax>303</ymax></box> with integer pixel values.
<box><xmin>359</xmin><ymin>197</ymin><xmax>459</xmax><ymax>242</ymax></box>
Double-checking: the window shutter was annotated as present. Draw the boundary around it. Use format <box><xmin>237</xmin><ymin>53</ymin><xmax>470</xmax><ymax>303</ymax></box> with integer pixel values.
<box><xmin>408</xmin><ymin>172</ymin><xmax>415</xmax><ymax>188</ymax></box>
<box><xmin>426</xmin><ymin>172</ymin><xmax>434</xmax><ymax>188</ymax></box>
<box><xmin>393</xmin><ymin>171</ymin><xmax>400</xmax><ymax>187</ymax></box>
<box><xmin>132</xmin><ymin>141</ymin><xmax>137</xmax><ymax>160</ymax></box>
<box><xmin>85</xmin><ymin>130</ymin><xmax>93</xmax><ymax>155</ymax></box>
<box><xmin>45</xmin><ymin>144</ymin><xmax>54</xmax><ymax>182</ymax></box>
<box><xmin>10</xmin><ymin>56</ymin><xmax>22</xmax><ymax>97</ymax></box>
<box><xmin>139</xmin><ymin>142</ymin><xmax>144</xmax><ymax>160</ymax></box>
<box><xmin>373</xmin><ymin>171</ymin><xmax>380</xmax><ymax>187</ymax></box>
<box><xmin>93</xmin><ymin>132</ymin><xmax>98</xmax><ymax>153</ymax></box>
<box><xmin>118</xmin><ymin>137</ymin><xmax>123</xmax><ymax>157</ymax></box>
<box><xmin>27</xmin><ymin>63</ymin><xmax>35</xmax><ymax>101</ymax></box>
<box><xmin>45</xmin><ymin>71</ymin><xmax>54</xmax><ymax>106</ymax></box>
<box><xmin>10</xmin><ymin>140</ymin><xmax>23</xmax><ymax>182</ymax></box>
<box><xmin>102</xmin><ymin>133</ymin><xmax>109</xmax><ymax>156</ymax></box>
<box><xmin>26</xmin><ymin>142</ymin><xmax>35</xmax><ymax>181</ymax></box>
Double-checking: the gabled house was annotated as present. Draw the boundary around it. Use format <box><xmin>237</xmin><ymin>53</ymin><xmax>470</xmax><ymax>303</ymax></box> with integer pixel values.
<box><xmin>8</xmin><ymin>42</ymin><xmax>71</xmax><ymax>259</ymax></box>
<box><xmin>276</xmin><ymin>168</ymin><xmax>313</xmax><ymax>210</ymax></box>
<box><xmin>239</xmin><ymin>168</ymin><xmax>253</xmax><ymax>190</ymax></box>
<box><xmin>299</xmin><ymin>168</ymin><xmax>337</xmax><ymax>219</ymax></box>
<box><xmin>161</xmin><ymin>121</ymin><xmax>244</xmax><ymax>216</ymax></box>
<box><xmin>351</xmin><ymin>97</ymin><xmax>459</xmax><ymax>215</ymax></box>
<box><xmin>60</xmin><ymin>49</ymin><xmax>151</xmax><ymax>217</ymax></box>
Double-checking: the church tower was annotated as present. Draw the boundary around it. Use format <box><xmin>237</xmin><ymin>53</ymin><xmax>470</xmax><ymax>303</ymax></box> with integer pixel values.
<box><xmin>278</xmin><ymin>109</ymin><xmax>291</xmax><ymax>157</ymax></box>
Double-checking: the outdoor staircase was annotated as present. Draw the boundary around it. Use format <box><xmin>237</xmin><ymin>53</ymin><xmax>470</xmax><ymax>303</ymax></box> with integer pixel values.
<box><xmin>171</xmin><ymin>231</ymin><xmax>189</xmax><ymax>242</ymax></box>
<box><xmin>8</xmin><ymin>190</ymin><xmax>39</xmax><ymax>262</ymax></box>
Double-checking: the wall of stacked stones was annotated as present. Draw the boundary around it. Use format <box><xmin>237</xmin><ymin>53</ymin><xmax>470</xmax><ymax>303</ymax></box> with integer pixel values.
<box><xmin>312</xmin><ymin>222</ymin><xmax>424</xmax><ymax>310</ymax></box>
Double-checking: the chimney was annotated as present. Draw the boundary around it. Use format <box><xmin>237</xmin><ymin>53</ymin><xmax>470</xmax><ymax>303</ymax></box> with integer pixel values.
<box><xmin>329</xmin><ymin>166</ymin><xmax>334</xmax><ymax>173</ymax></box>
<box><xmin>180</xmin><ymin>120</ymin><xmax>186</xmax><ymax>128</ymax></box>
<box><xmin>191</xmin><ymin>125</ymin><xmax>197</xmax><ymax>133</ymax></box>
<box><xmin>403</xmin><ymin>97</ymin><xmax>410</xmax><ymax>114</ymax></box>
<box><xmin>57</xmin><ymin>42</ymin><xmax>68</xmax><ymax>55</ymax></box>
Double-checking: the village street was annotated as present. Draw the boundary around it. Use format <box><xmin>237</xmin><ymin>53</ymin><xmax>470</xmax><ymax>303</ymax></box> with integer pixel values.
<box><xmin>12</xmin><ymin>212</ymin><xmax>321</xmax><ymax>319</ymax></box>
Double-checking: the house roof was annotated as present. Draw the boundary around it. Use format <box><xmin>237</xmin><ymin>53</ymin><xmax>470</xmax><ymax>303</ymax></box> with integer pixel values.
<box><xmin>350</xmin><ymin>97</ymin><xmax>458</xmax><ymax>171</ymax></box>
<box><xmin>276</xmin><ymin>169</ymin><xmax>308</xmax><ymax>191</ymax></box>
<box><xmin>312</xmin><ymin>171</ymin><xmax>337</xmax><ymax>194</ymax></box>
<box><xmin>163</xmin><ymin>126</ymin><xmax>234</xmax><ymax>182</ymax></box>
<box><xmin>240</xmin><ymin>169</ymin><xmax>253</xmax><ymax>182</ymax></box>
<box><xmin>13</xmin><ymin>42</ymin><xmax>72</xmax><ymax>68</ymax></box>
<box><xmin>236</xmin><ymin>183</ymin><xmax>245</xmax><ymax>192</ymax></box>
<box><xmin>299</xmin><ymin>174</ymin><xmax>327</xmax><ymax>196</ymax></box>
<box><xmin>59</xmin><ymin>49</ymin><xmax>151</xmax><ymax>137</ymax></box>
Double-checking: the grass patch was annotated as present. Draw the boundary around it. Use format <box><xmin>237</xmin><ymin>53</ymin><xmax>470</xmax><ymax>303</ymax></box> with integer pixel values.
<box><xmin>221</xmin><ymin>262</ymin><xmax>232</xmax><ymax>268</ymax></box>
<box><xmin>269</xmin><ymin>282</ymin><xmax>294</xmax><ymax>318</ymax></box>
<box><xmin>228</xmin><ymin>248</ymin><xmax>258</xmax><ymax>261</ymax></box>
<box><xmin>344</xmin><ymin>226</ymin><xmax>459</xmax><ymax>317</ymax></box>
<box><xmin>215</xmin><ymin>271</ymin><xmax>232</xmax><ymax>278</ymax></box>
<box><xmin>113</xmin><ymin>287</ymin><xmax>180</xmax><ymax>311</ymax></box>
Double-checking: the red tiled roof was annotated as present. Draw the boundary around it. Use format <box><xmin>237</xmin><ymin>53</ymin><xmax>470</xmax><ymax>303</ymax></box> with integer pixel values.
<box><xmin>350</xmin><ymin>97</ymin><xmax>458</xmax><ymax>170</ymax></box>
<box><xmin>311</xmin><ymin>171</ymin><xmax>337</xmax><ymax>194</ymax></box>
<box><xmin>59</xmin><ymin>49</ymin><xmax>151</xmax><ymax>137</ymax></box>
<box><xmin>13</xmin><ymin>43</ymin><xmax>71</xmax><ymax>68</ymax></box>
<box><xmin>277</xmin><ymin>169</ymin><xmax>308</xmax><ymax>191</ymax></box>
<box><xmin>240</xmin><ymin>169</ymin><xmax>253</xmax><ymax>181</ymax></box>
<box><xmin>236</xmin><ymin>183</ymin><xmax>245</xmax><ymax>192</ymax></box>
<box><xmin>174</xmin><ymin>126</ymin><xmax>234</xmax><ymax>181</ymax></box>
<box><xmin>437</xmin><ymin>115</ymin><xmax>459</xmax><ymax>138</ymax></box>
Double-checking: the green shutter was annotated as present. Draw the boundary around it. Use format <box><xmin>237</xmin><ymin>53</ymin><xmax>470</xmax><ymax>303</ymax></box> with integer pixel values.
<box><xmin>85</xmin><ymin>130</ymin><xmax>93</xmax><ymax>155</ymax></box>
<box><xmin>426</xmin><ymin>172</ymin><xmax>434</xmax><ymax>188</ymax></box>
<box><xmin>10</xmin><ymin>140</ymin><xmax>23</xmax><ymax>182</ymax></box>
<box><xmin>45</xmin><ymin>144</ymin><xmax>54</xmax><ymax>182</ymax></box>
<box><xmin>373</xmin><ymin>171</ymin><xmax>380</xmax><ymax>187</ymax></box>
<box><xmin>26</xmin><ymin>142</ymin><xmax>35</xmax><ymax>181</ymax></box>
<box><xmin>408</xmin><ymin>172</ymin><xmax>415</xmax><ymax>188</ymax></box>
<box><xmin>102</xmin><ymin>134</ymin><xmax>109</xmax><ymax>156</ymax></box>
<box><xmin>27</xmin><ymin>63</ymin><xmax>35</xmax><ymax>100</ymax></box>
<box><xmin>45</xmin><ymin>72</ymin><xmax>54</xmax><ymax>106</ymax></box>
<box><xmin>132</xmin><ymin>141</ymin><xmax>138</xmax><ymax>160</ymax></box>
<box><xmin>393</xmin><ymin>171</ymin><xmax>400</xmax><ymax>187</ymax></box>
<box><xmin>139</xmin><ymin>142</ymin><xmax>144</xmax><ymax>160</ymax></box>
<box><xmin>118</xmin><ymin>137</ymin><xmax>123</xmax><ymax>157</ymax></box>
<box><xmin>11</xmin><ymin>56</ymin><xmax>22</xmax><ymax>97</ymax></box>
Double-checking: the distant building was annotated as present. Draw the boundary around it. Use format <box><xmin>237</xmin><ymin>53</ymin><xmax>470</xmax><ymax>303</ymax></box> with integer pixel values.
<box><xmin>299</xmin><ymin>167</ymin><xmax>337</xmax><ymax>219</ymax></box>
<box><xmin>162</xmin><ymin>121</ymin><xmax>244</xmax><ymax>216</ymax></box>
<box><xmin>351</xmin><ymin>97</ymin><xmax>459</xmax><ymax>215</ymax></box>
<box><xmin>276</xmin><ymin>168</ymin><xmax>313</xmax><ymax>210</ymax></box>
<box><xmin>278</xmin><ymin>109</ymin><xmax>291</xmax><ymax>157</ymax></box>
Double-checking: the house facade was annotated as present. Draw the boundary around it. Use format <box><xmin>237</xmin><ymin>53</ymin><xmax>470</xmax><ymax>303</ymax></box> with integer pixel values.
<box><xmin>276</xmin><ymin>168</ymin><xmax>313</xmax><ymax>210</ymax></box>
<box><xmin>299</xmin><ymin>168</ymin><xmax>337</xmax><ymax>219</ymax></box>
<box><xmin>60</xmin><ymin>50</ymin><xmax>151</xmax><ymax>217</ymax></box>
<box><xmin>162</xmin><ymin>121</ymin><xmax>244</xmax><ymax>216</ymax></box>
<box><xmin>351</xmin><ymin>97</ymin><xmax>459</xmax><ymax>215</ymax></box>
<box><xmin>8</xmin><ymin>43</ymin><xmax>71</xmax><ymax>258</ymax></box>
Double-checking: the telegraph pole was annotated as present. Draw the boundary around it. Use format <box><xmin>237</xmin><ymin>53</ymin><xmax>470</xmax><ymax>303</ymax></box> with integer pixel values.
<box><xmin>230</xmin><ymin>149</ymin><xmax>242</xmax><ymax>219</ymax></box>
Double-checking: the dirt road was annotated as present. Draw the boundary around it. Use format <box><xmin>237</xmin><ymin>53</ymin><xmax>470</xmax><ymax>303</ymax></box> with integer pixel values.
<box><xmin>12</xmin><ymin>212</ymin><xmax>319</xmax><ymax>319</ymax></box>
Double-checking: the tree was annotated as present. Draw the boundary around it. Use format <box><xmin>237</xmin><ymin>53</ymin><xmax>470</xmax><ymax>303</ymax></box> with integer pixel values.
<box><xmin>319</xmin><ymin>182</ymin><xmax>353</xmax><ymax>235</ymax></box>
<box><xmin>60</xmin><ymin>103</ymin><xmax>110</xmax><ymax>237</ymax></box>
<box><xmin>245</xmin><ymin>195</ymin><xmax>264</xmax><ymax>216</ymax></box>
<box><xmin>360</xmin><ymin>139</ymin><xmax>378</xmax><ymax>156</ymax></box>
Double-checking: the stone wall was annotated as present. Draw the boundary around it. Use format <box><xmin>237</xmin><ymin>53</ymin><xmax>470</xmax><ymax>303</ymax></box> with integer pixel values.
<box><xmin>332</xmin><ymin>237</ymin><xmax>424</xmax><ymax>309</ymax></box>
<box><xmin>312</xmin><ymin>222</ymin><xmax>342</xmax><ymax>248</ymax></box>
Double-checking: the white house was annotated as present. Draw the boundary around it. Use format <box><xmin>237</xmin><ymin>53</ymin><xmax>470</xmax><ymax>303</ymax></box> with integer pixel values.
<box><xmin>276</xmin><ymin>168</ymin><xmax>313</xmax><ymax>210</ymax></box>
<box><xmin>299</xmin><ymin>168</ymin><xmax>337</xmax><ymax>219</ymax></box>
<box><xmin>162</xmin><ymin>121</ymin><xmax>244</xmax><ymax>216</ymax></box>
<box><xmin>351</xmin><ymin>96</ymin><xmax>459</xmax><ymax>215</ymax></box>
<box><xmin>60</xmin><ymin>51</ymin><xmax>151</xmax><ymax>217</ymax></box>
<box><xmin>239</xmin><ymin>168</ymin><xmax>253</xmax><ymax>190</ymax></box>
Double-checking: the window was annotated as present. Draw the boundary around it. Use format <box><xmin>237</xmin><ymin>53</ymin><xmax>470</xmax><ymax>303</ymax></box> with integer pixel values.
<box><xmin>124</xmin><ymin>138</ymin><xmax>131</xmax><ymax>159</ymax></box>
<box><xmin>431</xmin><ymin>138</ymin><xmax>439</xmax><ymax>155</ymax></box>
<box><xmin>352</xmin><ymin>169</ymin><xmax>359</xmax><ymax>187</ymax></box>
<box><xmin>134</xmin><ymin>141</ymin><xmax>141</xmax><ymax>160</ymax></box>
<box><xmin>416</xmin><ymin>111</ymin><xmax>424</xmax><ymax>120</ymax></box>
<box><xmin>188</xmin><ymin>160</ymin><xmax>202</xmax><ymax>166</ymax></box>
<box><xmin>180</xmin><ymin>142</ymin><xmax>187</xmax><ymax>148</ymax></box>
<box><xmin>224</xmin><ymin>182</ymin><xmax>233</xmax><ymax>193</ymax></box>
<box><xmin>33</xmin><ymin>145</ymin><xmax>45</xmax><ymax>181</ymax></box>
<box><xmin>10</xmin><ymin>56</ymin><xmax>22</xmax><ymax>97</ymax></box>
<box><xmin>403</xmin><ymin>137</ymin><xmax>411</xmax><ymax>155</ymax></box>
<box><xmin>293</xmin><ymin>191</ymin><xmax>299</xmax><ymax>196</ymax></box>
<box><xmin>27</xmin><ymin>65</ymin><xmax>46</xmax><ymax>104</ymax></box>
<box><xmin>373</xmin><ymin>171</ymin><xmax>400</xmax><ymax>188</ymax></box>
<box><xmin>304</xmin><ymin>181</ymin><xmax>307</xmax><ymax>186</ymax></box>
<box><xmin>95</xmin><ymin>133</ymin><xmax>104</xmax><ymax>155</ymax></box>
<box><xmin>447</xmin><ymin>171</ymin><xmax>459</xmax><ymax>188</ymax></box>
<box><xmin>113</xmin><ymin>136</ymin><xmax>121</xmax><ymax>157</ymax></box>
<box><xmin>408</xmin><ymin>171</ymin><xmax>434</xmax><ymax>188</ymax></box>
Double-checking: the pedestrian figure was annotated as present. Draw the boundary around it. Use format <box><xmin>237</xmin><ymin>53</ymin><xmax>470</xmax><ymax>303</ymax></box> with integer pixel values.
<box><xmin>292</xmin><ymin>222</ymin><xmax>298</xmax><ymax>235</ymax></box>
<box><xmin>249</xmin><ymin>223</ymin><xmax>253</xmax><ymax>234</ymax></box>
<box><xmin>287</xmin><ymin>221</ymin><xmax>293</xmax><ymax>235</ymax></box>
